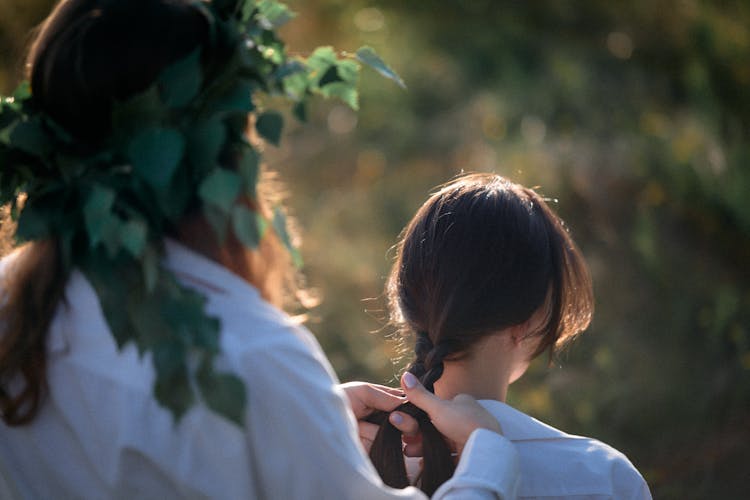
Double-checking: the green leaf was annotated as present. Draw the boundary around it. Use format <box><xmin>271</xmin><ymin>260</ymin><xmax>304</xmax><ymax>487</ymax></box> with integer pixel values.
<box><xmin>232</xmin><ymin>205</ymin><xmax>268</xmax><ymax>248</ymax></box>
<box><xmin>187</xmin><ymin>118</ymin><xmax>226</xmax><ymax>175</ymax></box>
<box><xmin>0</xmin><ymin>124</ymin><xmax>13</xmax><ymax>145</ymax></box>
<box><xmin>255</xmin><ymin>111</ymin><xmax>283</xmax><ymax>145</ymax></box>
<box><xmin>238</xmin><ymin>145</ymin><xmax>260</xmax><ymax>198</ymax></box>
<box><xmin>293</xmin><ymin>101</ymin><xmax>307</xmax><ymax>122</ymax></box>
<box><xmin>162</xmin><ymin>290</ymin><xmax>220</xmax><ymax>352</ymax></box>
<box><xmin>82</xmin><ymin>252</ymin><xmax>136</xmax><ymax>349</ymax></box>
<box><xmin>355</xmin><ymin>46</ymin><xmax>406</xmax><ymax>89</ymax></box>
<box><xmin>128</xmin><ymin>281</ymin><xmax>170</xmax><ymax>351</ymax></box>
<box><xmin>274</xmin><ymin>60</ymin><xmax>306</xmax><ymax>80</ymax></box>
<box><xmin>8</xmin><ymin>117</ymin><xmax>53</xmax><ymax>157</ymax></box>
<box><xmin>155</xmin><ymin>371</ymin><xmax>195</xmax><ymax>423</ymax></box>
<box><xmin>112</xmin><ymin>86</ymin><xmax>164</xmax><ymax>134</ymax></box>
<box><xmin>199</xmin><ymin>168</ymin><xmax>241</xmax><ymax>213</ymax></box>
<box><xmin>191</xmin><ymin>318</ymin><xmax>222</xmax><ymax>352</ymax></box>
<box><xmin>12</xmin><ymin>81</ymin><xmax>31</xmax><ymax>100</ymax></box>
<box><xmin>272</xmin><ymin>207</ymin><xmax>303</xmax><ymax>267</ymax></box>
<box><xmin>203</xmin><ymin>204</ymin><xmax>230</xmax><ymax>243</ymax></box>
<box><xmin>283</xmin><ymin>70</ymin><xmax>310</xmax><ymax>100</ymax></box>
<box><xmin>240</xmin><ymin>0</ymin><xmax>255</xmax><ymax>22</ymax></box>
<box><xmin>83</xmin><ymin>185</ymin><xmax>117</xmax><ymax>248</ymax></box>
<box><xmin>127</xmin><ymin>127</ymin><xmax>185</xmax><ymax>189</ymax></box>
<box><xmin>214</xmin><ymin>80</ymin><xmax>256</xmax><ymax>114</ymax></box>
<box><xmin>198</xmin><ymin>362</ymin><xmax>247</xmax><ymax>426</ymax></box>
<box><xmin>159</xmin><ymin>48</ymin><xmax>203</xmax><ymax>107</ymax></box>
<box><xmin>152</xmin><ymin>340</ymin><xmax>187</xmax><ymax>378</ymax></box>
<box><xmin>257</xmin><ymin>0</ymin><xmax>296</xmax><ymax>29</ymax></box>
<box><xmin>100</xmin><ymin>218</ymin><xmax>123</xmax><ymax>257</ymax></box>
<box><xmin>335</xmin><ymin>60</ymin><xmax>360</xmax><ymax>84</ymax></box>
<box><xmin>142</xmin><ymin>246</ymin><xmax>160</xmax><ymax>294</ymax></box>
<box><xmin>120</xmin><ymin>219</ymin><xmax>148</xmax><ymax>258</ymax></box>
<box><xmin>84</xmin><ymin>185</ymin><xmax>116</xmax><ymax>214</ymax></box>
<box><xmin>306</xmin><ymin>46</ymin><xmax>338</xmax><ymax>78</ymax></box>
<box><xmin>15</xmin><ymin>205</ymin><xmax>50</xmax><ymax>242</ymax></box>
<box><xmin>317</xmin><ymin>82</ymin><xmax>359</xmax><ymax>110</ymax></box>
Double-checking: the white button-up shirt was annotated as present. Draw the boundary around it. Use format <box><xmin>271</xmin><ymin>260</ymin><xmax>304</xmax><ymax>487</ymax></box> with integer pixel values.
<box><xmin>407</xmin><ymin>400</ymin><xmax>650</xmax><ymax>499</ymax></box>
<box><xmin>0</xmin><ymin>241</ymin><xmax>519</xmax><ymax>499</ymax></box>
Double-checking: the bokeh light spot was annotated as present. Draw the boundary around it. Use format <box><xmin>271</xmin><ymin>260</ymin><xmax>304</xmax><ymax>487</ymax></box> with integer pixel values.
<box><xmin>607</xmin><ymin>31</ymin><xmax>634</xmax><ymax>59</ymax></box>
<box><xmin>354</xmin><ymin>8</ymin><xmax>385</xmax><ymax>32</ymax></box>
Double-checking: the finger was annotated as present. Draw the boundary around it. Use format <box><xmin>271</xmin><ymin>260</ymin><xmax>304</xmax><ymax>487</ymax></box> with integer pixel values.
<box><xmin>358</xmin><ymin>421</ymin><xmax>379</xmax><ymax>444</ymax></box>
<box><xmin>388</xmin><ymin>411</ymin><xmax>419</xmax><ymax>436</ymax></box>
<box><xmin>370</xmin><ymin>384</ymin><xmax>405</xmax><ymax>397</ymax></box>
<box><xmin>402</xmin><ymin>434</ymin><xmax>422</xmax><ymax>446</ymax></box>
<box><xmin>359</xmin><ymin>436</ymin><xmax>373</xmax><ymax>454</ymax></box>
<box><xmin>362</xmin><ymin>385</ymin><xmax>407</xmax><ymax>413</ymax></box>
<box><xmin>401</xmin><ymin>372</ymin><xmax>443</xmax><ymax>417</ymax></box>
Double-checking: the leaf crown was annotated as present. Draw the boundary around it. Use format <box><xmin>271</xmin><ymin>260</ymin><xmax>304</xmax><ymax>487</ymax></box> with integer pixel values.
<box><xmin>0</xmin><ymin>0</ymin><xmax>403</xmax><ymax>425</ymax></box>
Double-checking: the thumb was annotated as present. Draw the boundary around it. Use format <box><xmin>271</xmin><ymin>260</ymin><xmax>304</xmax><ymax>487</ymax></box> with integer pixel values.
<box><xmin>401</xmin><ymin>372</ymin><xmax>443</xmax><ymax>417</ymax></box>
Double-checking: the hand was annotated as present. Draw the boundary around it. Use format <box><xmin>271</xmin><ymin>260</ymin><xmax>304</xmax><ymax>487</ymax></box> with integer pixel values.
<box><xmin>400</xmin><ymin>372</ymin><xmax>503</xmax><ymax>456</ymax></box>
<box><xmin>339</xmin><ymin>381</ymin><xmax>421</xmax><ymax>453</ymax></box>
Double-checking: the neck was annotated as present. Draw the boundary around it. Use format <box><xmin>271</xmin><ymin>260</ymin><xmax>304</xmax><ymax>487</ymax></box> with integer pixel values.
<box><xmin>433</xmin><ymin>361</ymin><xmax>510</xmax><ymax>402</ymax></box>
<box><xmin>432</xmin><ymin>335</ymin><xmax>515</xmax><ymax>402</ymax></box>
<box><xmin>174</xmin><ymin>214</ymin><xmax>248</xmax><ymax>278</ymax></box>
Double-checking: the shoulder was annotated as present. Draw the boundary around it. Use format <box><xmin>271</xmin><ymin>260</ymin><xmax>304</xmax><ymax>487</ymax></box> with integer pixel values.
<box><xmin>206</xmin><ymin>284</ymin><xmax>337</xmax><ymax>383</ymax></box>
<box><xmin>480</xmin><ymin>401</ymin><xmax>650</xmax><ymax>499</ymax></box>
<box><xmin>521</xmin><ymin>437</ymin><xmax>648</xmax><ymax>499</ymax></box>
<box><xmin>158</xmin><ymin>240</ymin><xmax>337</xmax><ymax>382</ymax></box>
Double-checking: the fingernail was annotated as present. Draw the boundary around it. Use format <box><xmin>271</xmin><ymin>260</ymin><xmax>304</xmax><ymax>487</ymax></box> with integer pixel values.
<box><xmin>403</xmin><ymin>372</ymin><xmax>418</xmax><ymax>389</ymax></box>
<box><xmin>390</xmin><ymin>413</ymin><xmax>403</xmax><ymax>425</ymax></box>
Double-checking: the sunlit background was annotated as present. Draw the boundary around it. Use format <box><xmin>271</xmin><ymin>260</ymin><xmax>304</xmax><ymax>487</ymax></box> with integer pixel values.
<box><xmin>2</xmin><ymin>1</ymin><xmax>749</xmax><ymax>498</ymax></box>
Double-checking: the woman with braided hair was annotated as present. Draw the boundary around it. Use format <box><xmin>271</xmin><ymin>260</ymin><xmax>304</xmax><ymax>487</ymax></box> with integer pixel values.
<box><xmin>365</xmin><ymin>174</ymin><xmax>651</xmax><ymax>499</ymax></box>
<box><xmin>0</xmin><ymin>1</ymin><xmax>522</xmax><ymax>498</ymax></box>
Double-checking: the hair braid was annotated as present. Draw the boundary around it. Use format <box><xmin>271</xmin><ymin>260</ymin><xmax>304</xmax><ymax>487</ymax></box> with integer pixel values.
<box><xmin>366</xmin><ymin>331</ymin><xmax>455</xmax><ymax>495</ymax></box>
<box><xmin>407</xmin><ymin>331</ymin><xmax>448</xmax><ymax>392</ymax></box>
<box><xmin>406</xmin><ymin>331</ymin><xmax>431</xmax><ymax>380</ymax></box>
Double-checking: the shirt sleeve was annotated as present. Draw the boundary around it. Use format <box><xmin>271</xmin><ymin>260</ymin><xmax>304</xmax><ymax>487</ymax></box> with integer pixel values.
<box><xmin>237</xmin><ymin>323</ymin><xmax>520</xmax><ymax>499</ymax></box>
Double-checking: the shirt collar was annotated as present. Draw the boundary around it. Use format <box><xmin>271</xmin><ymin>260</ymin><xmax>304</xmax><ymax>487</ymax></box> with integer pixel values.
<box><xmin>163</xmin><ymin>239</ymin><xmax>262</xmax><ymax>303</ymax></box>
<box><xmin>479</xmin><ymin>399</ymin><xmax>569</xmax><ymax>441</ymax></box>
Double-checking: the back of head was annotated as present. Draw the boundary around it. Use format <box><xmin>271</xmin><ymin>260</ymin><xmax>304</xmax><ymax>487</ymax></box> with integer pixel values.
<box><xmin>369</xmin><ymin>173</ymin><xmax>594</xmax><ymax>493</ymax></box>
<box><xmin>28</xmin><ymin>0</ymin><xmax>210</xmax><ymax>146</ymax></box>
<box><xmin>391</xmin><ymin>173</ymin><xmax>593</xmax><ymax>364</ymax></box>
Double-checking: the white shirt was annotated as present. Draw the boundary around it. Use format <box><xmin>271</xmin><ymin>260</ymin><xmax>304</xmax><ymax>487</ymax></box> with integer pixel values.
<box><xmin>0</xmin><ymin>241</ymin><xmax>520</xmax><ymax>499</ymax></box>
<box><xmin>482</xmin><ymin>401</ymin><xmax>650</xmax><ymax>499</ymax></box>
<box><xmin>407</xmin><ymin>401</ymin><xmax>650</xmax><ymax>500</ymax></box>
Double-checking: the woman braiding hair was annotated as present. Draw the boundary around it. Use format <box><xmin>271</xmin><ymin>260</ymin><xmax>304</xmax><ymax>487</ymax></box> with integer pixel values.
<box><xmin>0</xmin><ymin>1</ymin><xmax>522</xmax><ymax>498</ymax></box>
<box><xmin>366</xmin><ymin>174</ymin><xmax>651</xmax><ymax>499</ymax></box>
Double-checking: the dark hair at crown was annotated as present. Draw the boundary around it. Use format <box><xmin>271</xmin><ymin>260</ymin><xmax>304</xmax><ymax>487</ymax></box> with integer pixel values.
<box><xmin>27</xmin><ymin>0</ymin><xmax>211</xmax><ymax>146</ymax></box>
<box><xmin>367</xmin><ymin>173</ymin><xmax>594</xmax><ymax>493</ymax></box>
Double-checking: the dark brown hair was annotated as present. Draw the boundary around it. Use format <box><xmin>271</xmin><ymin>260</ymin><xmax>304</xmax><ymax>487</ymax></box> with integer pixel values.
<box><xmin>1</xmin><ymin>0</ymin><xmax>296</xmax><ymax>425</ymax></box>
<box><xmin>368</xmin><ymin>173</ymin><xmax>594</xmax><ymax>494</ymax></box>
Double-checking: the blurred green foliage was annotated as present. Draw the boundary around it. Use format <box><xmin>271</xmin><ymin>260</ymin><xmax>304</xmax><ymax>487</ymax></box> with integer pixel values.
<box><xmin>1</xmin><ymin>0</ymin><xmax>748</xmax><ymax>498</ymax></box>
